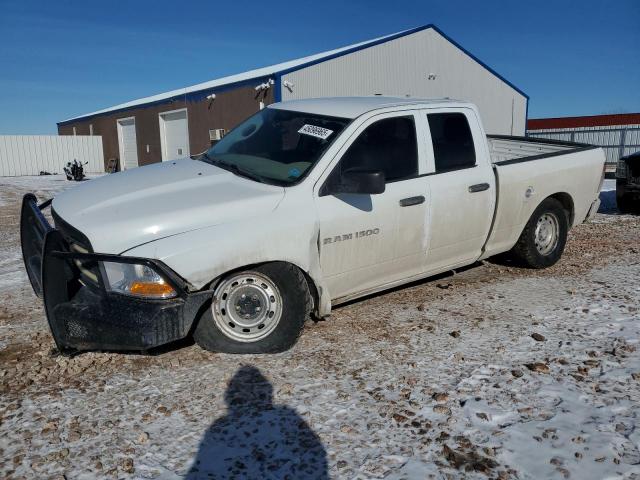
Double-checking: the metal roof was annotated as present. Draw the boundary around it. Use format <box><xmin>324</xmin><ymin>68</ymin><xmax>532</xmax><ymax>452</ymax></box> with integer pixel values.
<box><xmin>268</xmin><ymin>96</ymin><xmax>471</xmax><ymax>119</ymax></box>
<box><xmin>60</xmin><ymin>24</ymin><xmax>527</xmax><ymax>124</ymax></box>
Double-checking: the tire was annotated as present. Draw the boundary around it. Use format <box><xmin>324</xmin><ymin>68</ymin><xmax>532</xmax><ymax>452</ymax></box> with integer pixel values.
<box><xmin>509</xmin><ymin>198</ymin><xmax>569</xmax><ymax>269</ymax></box>
<box><xmin>193</xmin><ymin>262</ymin><xmax>311</xmax><ymax>354</ymax></box>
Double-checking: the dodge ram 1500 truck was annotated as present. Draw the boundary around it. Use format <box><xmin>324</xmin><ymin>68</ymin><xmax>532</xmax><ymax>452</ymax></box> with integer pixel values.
<box><xmin>21</xmin><ymin>97</ymin><xmax>606</xmax><ymax>354</ymax></box>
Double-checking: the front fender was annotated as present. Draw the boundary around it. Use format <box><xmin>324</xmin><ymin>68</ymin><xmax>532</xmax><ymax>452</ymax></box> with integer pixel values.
<box><xmin>124</xmin><ymin>214</ymin><xmax>332</xmax><ymax>316</ymax></box>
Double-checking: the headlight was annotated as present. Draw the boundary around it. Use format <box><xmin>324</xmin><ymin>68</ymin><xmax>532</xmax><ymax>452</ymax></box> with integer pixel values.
<box><xmin>102</xmin><ymin>261</ymin><xmax>177</xmax><ymax>299</ymax></box>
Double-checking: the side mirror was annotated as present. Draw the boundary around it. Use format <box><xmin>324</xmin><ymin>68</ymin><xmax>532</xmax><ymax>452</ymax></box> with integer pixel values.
<box><xmin>332</xmin><ymin>168</ymin><xmax>385</xmax><ymax>195</ymax></box>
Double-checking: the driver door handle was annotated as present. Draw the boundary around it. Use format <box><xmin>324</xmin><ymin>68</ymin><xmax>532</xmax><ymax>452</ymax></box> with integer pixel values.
<box><xmin>399</xmin><ymin>195</ymin><xmax>425</xmax><ymax>207</ymax></box>
<box><xmin>468</xmin><ymin>183</ymin><xmax>490</xmax><ymax>193</ymax></box>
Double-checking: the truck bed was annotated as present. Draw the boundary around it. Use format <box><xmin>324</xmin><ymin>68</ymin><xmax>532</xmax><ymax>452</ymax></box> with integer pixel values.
<box><xmin>480</xmin><ymin>135</ymin><xmax>605</xmax><ymax>261</ymax></box>
<box><xmin>487</xmin><ymin>135</ymin><xmax>597</xmax><ymax>165</ymax></box>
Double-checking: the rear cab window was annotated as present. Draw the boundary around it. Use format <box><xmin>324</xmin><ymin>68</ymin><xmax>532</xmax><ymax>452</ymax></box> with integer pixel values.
<box><xmin>427</xmin><ymin>112</ymin><xmax>476</xmax><ymax>173</ymax></box>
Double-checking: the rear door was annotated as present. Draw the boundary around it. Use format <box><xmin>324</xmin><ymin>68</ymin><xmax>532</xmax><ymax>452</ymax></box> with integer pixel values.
<box><xmin>315</xmin><ymin>111</ymin><xmax>431</xmax><ymax>300</ymax></box>
<box><xmin>421</xmin><ymin>108</ymin><xmax>496</xmax><ymax>272</ymax></box>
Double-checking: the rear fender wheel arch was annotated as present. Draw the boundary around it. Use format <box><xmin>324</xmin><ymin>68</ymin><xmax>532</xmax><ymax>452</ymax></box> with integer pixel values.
<box><xmin>509</xmin><ymin>196</ymin><xmax>570</xmax><ymax>269</ymax></box>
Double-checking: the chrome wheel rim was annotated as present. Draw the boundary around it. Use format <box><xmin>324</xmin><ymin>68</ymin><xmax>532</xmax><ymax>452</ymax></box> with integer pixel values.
<box><xmin>534</xmin><ymin>212</ymin><xmax>559</xmax><ymax>256</ymax></box>
<box><xmin>212</xmin><ymin>272</ymin><xmax>282</xmax><ymax>343</ymax></box>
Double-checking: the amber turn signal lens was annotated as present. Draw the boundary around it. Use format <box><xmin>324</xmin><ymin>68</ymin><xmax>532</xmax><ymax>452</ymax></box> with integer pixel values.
<box><xmin>129</xmin><ymin>281</ymin><xmax>176</xmax><ymax>298</ymax></box>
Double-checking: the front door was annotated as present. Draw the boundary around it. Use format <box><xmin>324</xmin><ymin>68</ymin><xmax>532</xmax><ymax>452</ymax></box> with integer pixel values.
<box><xmin>315</xmin><ymin>112</ymin><xmax>431</xmax><ymax>300</ymax></box>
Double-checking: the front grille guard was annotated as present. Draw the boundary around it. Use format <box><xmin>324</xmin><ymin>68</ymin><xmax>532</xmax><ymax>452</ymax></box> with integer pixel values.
<box><xmin>20</xmin><ymin>194</ymin><xmax>207</xmax><ymax>352</ymax></box>
<box><xmin>20</xmin><ymin>194</ymin><xmax>53</xmax><ymax>298</ymax></box>
<box><xmin>20</xmin><ymin>194</ymin><xmax>188</xmax><ymax>298</ymax></box>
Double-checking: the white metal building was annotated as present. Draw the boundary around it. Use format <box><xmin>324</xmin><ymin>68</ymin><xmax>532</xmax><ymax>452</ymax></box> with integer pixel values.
<box><xmin>278</xmin><ymin>25</ymin><xmax>528</xmax><ymax>135</ymax></box>
<box><xmin>527</xmin><ymin>113</ymin><xmax>640</xmax><ymax>172</ymax></box>
<box><xmin>58</xmin><ymin>24</ymin><xmax>528</xmax><ymax>171</ymax></box>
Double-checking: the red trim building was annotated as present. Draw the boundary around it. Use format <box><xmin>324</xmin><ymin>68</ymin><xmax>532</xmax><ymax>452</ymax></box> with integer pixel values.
<box><xmin>526</xmin><ymin>113</ymin><xmax>640</xmax><ymax>170</ymax></box>
<box><xmin>527</xmin><ymin>113</ymin><xmax>640</xmax><ymax>131</ymax></box>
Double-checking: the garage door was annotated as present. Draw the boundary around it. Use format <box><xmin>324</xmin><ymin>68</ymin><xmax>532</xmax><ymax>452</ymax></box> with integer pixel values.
<box><xmin>117</xmin><ymin>117</ymin><xmax>139</xmax><ymax>170</ymax></box>
<box><xmin>159</xmin><ymin>109</ymin><xmax>190</xmax><ymax>161</ymax></box>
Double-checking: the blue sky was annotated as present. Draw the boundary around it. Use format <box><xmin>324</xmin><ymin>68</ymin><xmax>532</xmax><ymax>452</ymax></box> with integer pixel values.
<box><xmin>1</xmin><ymin>0</ymin><xmax>638</xmax><ymax>134</ymax></box>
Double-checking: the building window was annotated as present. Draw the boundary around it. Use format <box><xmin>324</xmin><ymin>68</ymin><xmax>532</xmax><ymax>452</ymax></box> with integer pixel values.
<box><xmin>89</xmin><ymin>124</ymin><xmax>94</xmax><ymax>136</ymax></box>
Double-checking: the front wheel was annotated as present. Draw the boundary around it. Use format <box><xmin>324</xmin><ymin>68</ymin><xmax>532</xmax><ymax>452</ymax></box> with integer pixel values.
<box><xmin>509</xmin><ymin>198</ymin><xmax>569</xmax><ymax>269</ymax></box>
<box><xmin>193</xmin><ymin>262</ymin><xmax>311</xmax><ymax>354</ymax></box>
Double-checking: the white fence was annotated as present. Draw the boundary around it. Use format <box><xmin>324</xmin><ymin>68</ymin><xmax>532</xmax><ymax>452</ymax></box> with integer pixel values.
<box><xmin>0</xmin><ymin>135</ymin><xmax>104</xmax><ymax>176</ymax></box>
<box><xmin>527</xmin><ymin>125</ymin><xmax>640</xmax><ymax>167</ymax></box>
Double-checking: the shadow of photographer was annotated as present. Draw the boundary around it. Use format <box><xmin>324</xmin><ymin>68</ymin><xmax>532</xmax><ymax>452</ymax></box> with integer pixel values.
<box><xmin>186</xmin><ymin>365</ymin><xmax>328</xmax><ymax>479</ymax></box>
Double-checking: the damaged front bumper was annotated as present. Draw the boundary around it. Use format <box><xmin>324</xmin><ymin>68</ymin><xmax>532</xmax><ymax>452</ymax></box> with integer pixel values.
<box><xmin>20</xmin><ymin>194</ymin><xmax>209</xmax><ymax>353</ymax></box>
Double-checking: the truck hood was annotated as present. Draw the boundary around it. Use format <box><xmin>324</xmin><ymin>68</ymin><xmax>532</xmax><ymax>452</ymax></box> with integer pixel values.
<box><xmin>52</xmin><ymin>159</ymin><xmax>285</xmax><ymax>254</ymax></box>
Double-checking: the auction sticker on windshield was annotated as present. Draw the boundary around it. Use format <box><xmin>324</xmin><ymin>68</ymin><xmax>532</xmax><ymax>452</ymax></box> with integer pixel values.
<box><xmin>298</xmin><ymin>124</ymin><xmax>334</xmax><ymax>140</ymax></box>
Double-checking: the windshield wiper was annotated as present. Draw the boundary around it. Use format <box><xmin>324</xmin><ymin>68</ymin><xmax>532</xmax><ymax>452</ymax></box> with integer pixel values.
<box><xmin>195</xmin><ymin>151</ymin><xmax>213</xmax><ymax>163</ymax></box>
<box><xmin>211</xmin><ymin>158</ymin><xmax>268</xmax><ymax>184</ymax></box>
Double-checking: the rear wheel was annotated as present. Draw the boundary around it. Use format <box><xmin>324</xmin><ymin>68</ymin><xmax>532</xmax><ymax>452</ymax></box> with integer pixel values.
<box><xmin>509</xmin><ymin>198</ymin><xmax>569</xmax><ymax>269</ymax></box>
<box><xmin>194</xmin><ymin>262</ymin><xmax>311</xmax><ymax>354</ymax></box>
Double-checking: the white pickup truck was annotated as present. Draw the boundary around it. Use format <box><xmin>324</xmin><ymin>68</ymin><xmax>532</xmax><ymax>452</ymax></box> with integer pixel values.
<box><xmin>21</xmin><ymin>97</ymin><xmax>605</xmax><ymax>354</ymax></box>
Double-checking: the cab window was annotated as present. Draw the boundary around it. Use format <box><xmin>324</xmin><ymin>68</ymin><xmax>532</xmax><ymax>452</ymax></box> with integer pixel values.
<box><xmin>427</xmin><ymin>112</ymin><xmax>476</xmax><ymax>172</ymax></box>
<box><xmin>337</xmin><ymin>116</ymin><xmax>419</xmax><ymax>182</ymax></box>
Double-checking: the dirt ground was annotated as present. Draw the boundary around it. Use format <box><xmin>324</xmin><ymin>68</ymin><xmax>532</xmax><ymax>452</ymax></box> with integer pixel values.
<box><xmin>1</xmin><ymin>176</ymin><xmax>639</xmax><ymax>480</ymax></box>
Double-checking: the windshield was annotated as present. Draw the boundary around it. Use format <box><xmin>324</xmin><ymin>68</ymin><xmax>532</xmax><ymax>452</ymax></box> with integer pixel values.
<box><xmin>199</xmin><ymin>108</ymin><xmax>350</xmax><ymax>185</ymax></box>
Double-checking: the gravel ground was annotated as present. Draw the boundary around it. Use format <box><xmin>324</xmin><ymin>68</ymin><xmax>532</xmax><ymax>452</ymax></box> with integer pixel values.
<box><xmin>1</xmin><ymin>175</ymin><xmax>639</xmax><ymax>480</ymax></box>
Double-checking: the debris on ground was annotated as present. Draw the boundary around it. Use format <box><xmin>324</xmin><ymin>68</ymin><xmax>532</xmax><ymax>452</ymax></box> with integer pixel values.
<box><xmin>1</xmin><ymin>176</ymin><xmax>639</xmax><ymax>479</ymax></box>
